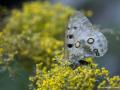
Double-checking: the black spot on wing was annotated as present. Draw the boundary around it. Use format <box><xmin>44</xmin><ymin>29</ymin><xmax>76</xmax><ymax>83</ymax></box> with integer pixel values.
<box><xmin>67</xmin><ymin>34</ymin><xmax>74</xmax><ymax>39</ymax></box>
<box><xmin>67</xmin><ymin>44</ymin><xmax>73</xmax><ymax>48</ymax></box>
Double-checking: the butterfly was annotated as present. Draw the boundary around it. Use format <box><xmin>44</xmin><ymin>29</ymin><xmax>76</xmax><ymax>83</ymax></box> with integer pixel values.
<box><xmin>65</xmin><ymin>12</ymin><xmax>108</xmax><ymax>66</ymax></box>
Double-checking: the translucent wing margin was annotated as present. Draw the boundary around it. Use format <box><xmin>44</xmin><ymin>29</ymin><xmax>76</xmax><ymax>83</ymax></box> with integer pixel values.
<box><xmin>68</xmin><ymin>11</ymin><xmax>93</xmax><ymax>30</ymax></box>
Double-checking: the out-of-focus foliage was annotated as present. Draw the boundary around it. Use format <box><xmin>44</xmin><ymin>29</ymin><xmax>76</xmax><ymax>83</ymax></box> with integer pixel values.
<box><xmin>0</xmin><ymin>2</ymin><xmax>74</xmax><ymax>71</ymax></box>
<box><xmin>0</xmin><ymin>6</ymin><xmax>8</xmax><ymax>31</ymax></box>
<box><xmin>29</xmin><ymin>54</ymin><xmax>120</xmax><ymax>90</ymax></box>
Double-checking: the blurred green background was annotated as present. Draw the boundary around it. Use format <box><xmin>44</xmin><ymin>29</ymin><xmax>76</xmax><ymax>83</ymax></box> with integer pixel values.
<box><xmin>0</xmin><ymin>0</ymin><xmax>120</xmax><ymax>90</ymax></box>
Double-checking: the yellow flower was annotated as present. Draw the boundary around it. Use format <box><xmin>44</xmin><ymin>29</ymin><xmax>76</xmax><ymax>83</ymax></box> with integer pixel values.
<box><xmin>0</xmin><ymin>48</ymin><xmax>4</xmax><ymax>54</ymax></box>
<box><xmin>46</xmin><ymin>48</ymin><xmax>52</xmax><ymax>54</ymax></box>
<box><xmin>85</xmin><ymin>10</ymin><xmax>93</xmax><ymax>17</ymax></box>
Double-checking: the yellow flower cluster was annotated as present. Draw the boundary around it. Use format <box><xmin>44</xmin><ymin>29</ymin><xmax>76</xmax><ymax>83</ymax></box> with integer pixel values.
<box><xmin>29</xmin><ymin>54</ymin><xmax>120</xmax><ymax>90</ymax></box>
<box><xmin>98</xmin><ymin>76</ymin><xmax>120</xmax><ymax>89</ymax></box>
<box><xmin>0</xmin><ymin>2</ymin><xmax>74</xmax><ymax>69</ymax></box>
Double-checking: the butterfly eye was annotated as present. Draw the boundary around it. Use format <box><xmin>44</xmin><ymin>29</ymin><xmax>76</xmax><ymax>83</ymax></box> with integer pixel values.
<box><xmin>75</xmin><ymin>41</ymin><xmax>80</xmax><ymax>48</ymax></box>
<box><xmin>67</xmin><ymin>34</ymin><xmax>73</xmax><ymax>39</ymax></box>
<box><xmin>67</xmin><ymin>44</ymin><xmax>73</xmax><ymax>48</ymax></box>
<box><xmin>87</xmin><ymin>38</ymin><xmax>94</xmax><ymax>44</ymax></box>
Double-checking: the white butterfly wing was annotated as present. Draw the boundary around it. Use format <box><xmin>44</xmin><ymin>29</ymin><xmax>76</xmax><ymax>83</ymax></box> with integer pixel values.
<box><xmin>65</xmin><ymin>11</ymin><xmax>108</xmax><ymax>63</ymax></box>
